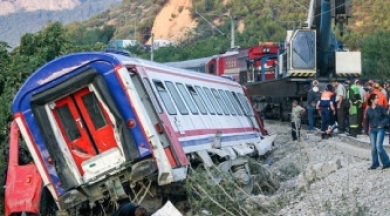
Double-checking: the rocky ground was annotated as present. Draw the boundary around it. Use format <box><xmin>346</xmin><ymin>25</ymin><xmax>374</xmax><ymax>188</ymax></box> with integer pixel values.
<box><xmin>261</xmin><ymin>120</ymin><xmax>390</xmax><ymax>216</ymax></box>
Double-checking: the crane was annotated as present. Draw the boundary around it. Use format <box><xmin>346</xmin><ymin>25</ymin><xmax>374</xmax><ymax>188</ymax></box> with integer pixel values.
<box><xmin>245</xmin><ymin>0</ymin><xmax>361</xmax><ymax>121</ymax></box>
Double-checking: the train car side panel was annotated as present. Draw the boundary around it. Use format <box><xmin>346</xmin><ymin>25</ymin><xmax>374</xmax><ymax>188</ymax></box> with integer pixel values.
<box><xmin>4</xmin><ymin>121</ymin><xmax>43</xmax><ymax>216</ymax></box>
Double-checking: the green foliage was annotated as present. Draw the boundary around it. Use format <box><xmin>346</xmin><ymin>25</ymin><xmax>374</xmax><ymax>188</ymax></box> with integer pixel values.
<box><xmin>360</xmin><ymin>30</ymin><xmax>390</xmax><ymax>80</ymax></box>
<box><xmin>22</xmin><ymin>22</ymin><xmax>67</xmax><ymax>61</ymax></box>
<box><xmin>66</xmin><ymin>23</ymin><xmax>115</xmax><ymax>46</ymax></box>
<box><xmin>185</xmin><ymin>166</ymin><xmax>255</xmax><ymax>216</ymax></box>
<box><xmin>149</xmin><ymin>35</ymin><xmax>231</xmax><ymax>62</ymax></box>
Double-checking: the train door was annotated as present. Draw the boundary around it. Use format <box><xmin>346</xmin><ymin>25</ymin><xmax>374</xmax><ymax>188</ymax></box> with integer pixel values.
<box><xmin>52</xmin><ymin>87</ymin><xmax>117</xmax><ymax>175</ymax></box>
<box><xmin>4</xmin><ymin>121</ymin><xmax>43</xmax><ymax>216</ymax></box>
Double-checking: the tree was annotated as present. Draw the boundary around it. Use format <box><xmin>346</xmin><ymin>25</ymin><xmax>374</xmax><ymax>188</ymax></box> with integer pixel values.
<box><xmin>360</xmin><ymin>30</ymin><xmax>390</xmax><ymax>79</ymax></box>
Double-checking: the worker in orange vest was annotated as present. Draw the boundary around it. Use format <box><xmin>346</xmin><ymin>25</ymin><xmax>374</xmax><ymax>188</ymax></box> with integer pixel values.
<box><xmin>372</xmin><ymin>83</ymin><xmax>388</xmax><ymax>109</ymax></box>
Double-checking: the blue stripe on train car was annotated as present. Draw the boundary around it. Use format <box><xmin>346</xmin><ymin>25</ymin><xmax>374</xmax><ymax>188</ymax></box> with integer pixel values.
<box><xmin>180</xmin><ymin>133</ymin><xmax>261</xmax><ymax>147</ymax></box>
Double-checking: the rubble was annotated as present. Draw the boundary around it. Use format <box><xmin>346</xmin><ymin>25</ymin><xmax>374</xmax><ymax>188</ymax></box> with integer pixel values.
<box><xmin>264</xmin><ymin>120</ymin><xmax>390</xmax><ymax>216</ymax></box>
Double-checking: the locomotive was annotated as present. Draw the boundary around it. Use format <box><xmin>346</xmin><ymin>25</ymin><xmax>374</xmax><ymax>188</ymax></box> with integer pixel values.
<box><xmin>4</xmin><ymin>50</ymin><xmax>275</xmax><ymax>215</ymax></box>
<box><xmin>164</xmin><ymin>43</ymin><xmax>280</xmax><ymax>84</ymax></box>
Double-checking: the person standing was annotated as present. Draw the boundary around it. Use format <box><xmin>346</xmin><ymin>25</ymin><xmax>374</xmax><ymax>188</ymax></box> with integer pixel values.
<box><xmin>317</xmin><ymin>84</ymin><xmax>336</xmax><ymax>139</ymax></box>
<box><xmin>364</xmin><ymin>93</ymin><xmax>390</xmax><ymax>170</ymax></box>
<box><xmin>332</xmin><ymin>79</ymin><xmax>346</xmax><ymax>133</ymax></box>
<box><xmin>347</xmin><ymin>80</ymin><xmax>362</xmax><ymax>137</ymax></box>
<box><xmin>385</xmin><ymin>82</ymin><xmax>390</xmax><ymax>102</ymax></box>
<box><xmin>306</xmin><ymin>80</ymin><xmax>320</xmax><ymax>131</ymax></box>
<box><xmin>355</xmin><ymin>79</ymin><xmax>365</xmax><ymax>133</ymax></box>
<box><xmin>291</xmin><ymin>100</ymin><xmax>306</xmax><ymax>141</ymax></box>
<box><xmin>343</xmin><ymin>80</ymin><xmax>351</xmax><ymax>132</ymax></box>
<box><xmin>372</xmin><ymin>83</ymin><xmax>388</xmax><ymax>109</ymax></box>
<box><xmin>380</xmin><ymin>81</ymin><xmax>388</xmax><ymax>99</ymax></box>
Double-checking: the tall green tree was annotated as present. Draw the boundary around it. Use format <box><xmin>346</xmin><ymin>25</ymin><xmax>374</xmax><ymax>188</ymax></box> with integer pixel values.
<box><xmin>360</xmin><ymin>31</ymin><xmax>390</xmax><ymax>79</ymax></box>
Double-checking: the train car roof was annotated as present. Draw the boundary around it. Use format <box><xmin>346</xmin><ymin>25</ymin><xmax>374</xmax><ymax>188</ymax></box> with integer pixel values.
<box><xmin>13</xmin><ymin>52</ymin><xmax>241</xmax><ymax>113</ymax></box>
<box><xmin>131</xmin><ymin>56</ymin><xmax>243</xmax><ymax>85</ymax></box>
<box><xmin>163</xmin><ymin>56</ymin><xmax>214</xmax><ymax>68</ymax></box>
<box><xmin>220</xmin><ymin>50</ymin><xmax>239</xmax><ymax>57</ymax></box>
<box><xmin>163</xmin><ymin>50</ymin><xmax>240</xmax><ymax>69</ymax></box>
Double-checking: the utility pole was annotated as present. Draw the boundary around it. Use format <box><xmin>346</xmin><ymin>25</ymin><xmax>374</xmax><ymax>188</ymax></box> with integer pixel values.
<box><xmin>151</xmin><ymin>33</ymin><xmax>154</xmax><ymax>61</ymax></box>
<box><xmin>230</xmin><ymin>15</ymin><xmax>235</xmax><ymax>49</ymax></box>
<box><xmin>134</xmin><ymin>16</ymin><xmax>137</xmax><ymax>40</ymax></box>
<box><xmin>134</xmin><ymin>12</ymin><xmax>140</xmax><ymax>40</ymax></box>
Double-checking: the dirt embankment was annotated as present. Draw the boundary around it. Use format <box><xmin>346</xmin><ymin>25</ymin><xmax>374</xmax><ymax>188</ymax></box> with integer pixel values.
<box><xmin>0</xmin><ymin>0</ymin><xmax>79</xmax><ymax>16</ymax></box>
<box><xmin>147</xmin><ymin>0</ymin><xmax>197</xmax><ymax>44</ymax></box>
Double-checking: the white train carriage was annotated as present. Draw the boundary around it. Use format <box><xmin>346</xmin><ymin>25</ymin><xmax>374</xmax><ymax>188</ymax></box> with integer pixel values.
<box><xmin>5</xmin><ymin>51</ymin><xmax>275</xmax><ymax>215</ymax></box>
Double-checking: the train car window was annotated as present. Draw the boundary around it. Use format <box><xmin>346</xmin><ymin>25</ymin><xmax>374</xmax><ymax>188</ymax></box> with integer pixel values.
<box><xmin>187</xmin><ymin>85</ymin><xmax>207</xmax><ymax>115</ymax></box>
<box><xmin>211</xmin><ymin>88</ymin><xmax>230</xmax><ymax>115</ymax></box>
<box><xmin>203</xmin><ymin>87</ymin><xmax>223</xmax><ymax>115</ymax></box>
<box><xmin>153</xmin><ymin>80</ymin><xmax>177</xmax><ymax>115</ymax></box>
<box><xmin>176</xmin><ymin>83</ymin><xmax>199</xmax><ymax>115</ymax></box>
<box><xmin>56</xmin><ymin>105</ymin><xmax>81</xmax><ymax>141</ymax></box>
<box><xmin>218</xmin><ymin>89</ymin><xmax>236</xmax><ymax>115</ymax></box>
<box><xmin>225</xmin><ymin>90</ymin><xmax>243</xmax><ymax>116</ymax></box>
<box><xmin>237</xmin><ymin>93</ymin><xmax>255</xmax><ymax>116</ymax></box>
<box><xmin>81</xmin><ymin>92</ymin><xmax>107</xmax><ymax>129</ymax></box>
<box><xmin>195</xmin><ymin>86</ymin><xmax>215</xmax><ymax>115</ymax></box>
<box><xmin>143</xmin><ymin>78</ymin><xmax>163</xmax><ymax>114</ymax></box>
<box><xmin>165</xmin><ymin>81</ymin><xmax>189</xmax><ymax>115</ymax></box>
<box><xmin>236</xmin><ymin>92</ymin><xmax>251</xmax><ymax>115</ymax></box>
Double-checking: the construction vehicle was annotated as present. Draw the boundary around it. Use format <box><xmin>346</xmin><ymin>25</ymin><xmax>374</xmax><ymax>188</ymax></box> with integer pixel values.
<box><xmin>244</xmin><ymin>0</ymin><xmax>362</xmax><ymax>121</ymax></box>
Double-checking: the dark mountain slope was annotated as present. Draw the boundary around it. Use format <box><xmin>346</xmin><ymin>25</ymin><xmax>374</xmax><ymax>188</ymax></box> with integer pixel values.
<box><xmin>0</xmin><ymin>0</ymin><xmax>121</xmax><ymax>48</ymax></box>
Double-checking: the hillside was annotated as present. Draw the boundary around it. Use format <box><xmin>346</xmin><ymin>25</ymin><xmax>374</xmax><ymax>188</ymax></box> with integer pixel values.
<box><xmin>147</xmin><ymin>0</ymin><xmax>197</xmax><ymax>44</ymax></box>
<box><xmin>0</xmin><ymin>0</ymin><xmax>79</xmax><ymax>15</ymax></box>
<box><xmin>0</xmin><ymin>0</ymin><xmax>121</xmax><ymax>48</ymax></box>
<box><xmin>1</xmin><ymin>0</ymin><xmax>390</xmax><ymax>52</ymax></box>
<box><xmin>80</xmin><ymin>0</ymin><xmax>390</xmax><ymax>51</ymax></box>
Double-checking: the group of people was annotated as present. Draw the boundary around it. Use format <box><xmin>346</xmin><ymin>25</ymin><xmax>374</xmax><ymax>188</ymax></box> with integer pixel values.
<box><xmin>296</xmin><ymin>78</ymin><xmax>390</xmax><ymax>170</ymax></box>
<box><xmin>306</xmin><ymin>79</ymin><xmax>390</xmax><ymax>138</ymax></box>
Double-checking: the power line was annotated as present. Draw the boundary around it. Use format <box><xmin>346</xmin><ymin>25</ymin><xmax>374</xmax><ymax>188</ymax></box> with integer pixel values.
<box><xmin>195</xmin><ymin>11</ymin><xmax>226</xmax><ymax>37</ymax></box>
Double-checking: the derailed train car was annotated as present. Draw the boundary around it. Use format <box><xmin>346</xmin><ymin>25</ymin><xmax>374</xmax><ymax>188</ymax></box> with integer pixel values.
<box><xmin>4</xmin><ymin>51</ymin><xmax>275</xmax><ymax>215</ymax></box>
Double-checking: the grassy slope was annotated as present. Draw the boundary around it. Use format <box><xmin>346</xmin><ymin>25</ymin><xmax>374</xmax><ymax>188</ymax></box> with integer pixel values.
<box><xmin>79</xmin><ymin>0</ymin><xmax>390</xmax><ymax>50</ymax></box>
